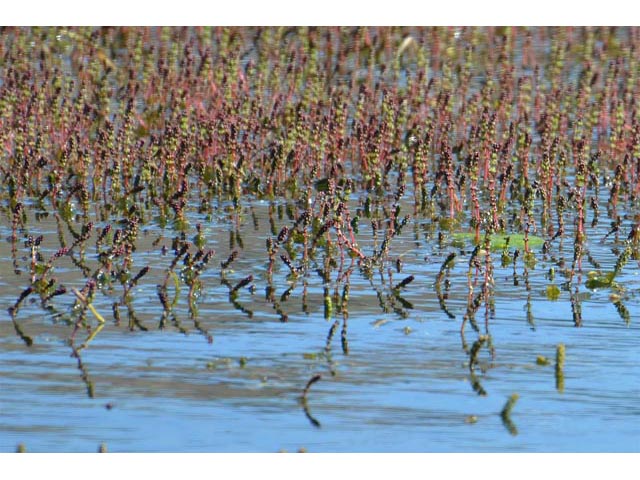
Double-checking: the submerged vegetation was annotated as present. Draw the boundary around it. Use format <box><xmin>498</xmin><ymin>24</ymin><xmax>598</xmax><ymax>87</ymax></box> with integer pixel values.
<box><xmin>1</xmin><ymin>27</ymin><xmax>639</xmax><ymax>442</ymax></box>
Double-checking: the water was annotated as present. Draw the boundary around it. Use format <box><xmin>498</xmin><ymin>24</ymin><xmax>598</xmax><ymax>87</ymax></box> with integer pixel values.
<box><xmin>1</xmin><ymin>199</ymin><xmax>638</xmax><ymax>452</ymax></box>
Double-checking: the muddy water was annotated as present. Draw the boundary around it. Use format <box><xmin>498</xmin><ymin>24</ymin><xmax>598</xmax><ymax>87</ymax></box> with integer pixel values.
<box><xmin>0</xmin><ymin>196</ymin><xmax>638</xmax><ymax>452</ymax></box>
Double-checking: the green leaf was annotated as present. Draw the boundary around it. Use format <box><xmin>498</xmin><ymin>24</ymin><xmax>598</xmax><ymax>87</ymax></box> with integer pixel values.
<box><xmin>546</xmin><ymin>284</ymin><xmax>561</xmax><ymax>300</ymax></box>
<box><xmin>585</xmin><ymin>271</ymin><xmax>616</xmax><ymax>289</ymax></box>
<box><xmin>536</xmin><ymin>355</ymin><xmax>551</xmax><ymax>366</ymax></box>
<box><xmin>452</xmin><ymin>232</ymin><xmax>545</xmax><ymax>251</ymax></box>
<box><xmin>314</xmin><ymin>178</ymin><xmax>330</xmax><ymax>192</ymax></box>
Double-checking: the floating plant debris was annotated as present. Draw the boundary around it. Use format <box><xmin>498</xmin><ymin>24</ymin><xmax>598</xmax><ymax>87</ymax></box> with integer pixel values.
<box><xmin>464</xmin><ymin>415</ymin><xmax>478</xmax><ymax>424</ymax></box>
<box><xmin>546</xmin><ymin>285</ymin><xmax>561</xmax><ymax>301</ymax></box>
<box><xmin>536</xmin><ymin>355</ymin><xmax>551</xmax><ymax>366</ymax></box>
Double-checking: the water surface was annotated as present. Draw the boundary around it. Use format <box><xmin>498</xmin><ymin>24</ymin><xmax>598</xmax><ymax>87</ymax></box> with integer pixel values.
<box><xmin>1</xmin><ymin>199</ymin><xmax>638</xmax><ymax>452</ymax></box>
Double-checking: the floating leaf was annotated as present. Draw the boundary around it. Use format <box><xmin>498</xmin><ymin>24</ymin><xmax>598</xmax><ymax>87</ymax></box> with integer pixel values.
<box><xmin>546</xmin><ymin>284</ymin><xmax>561</xmax><ymax>300</ymax></box>
<box><xmin>452</xmin><ymin>232</ymin><xmax>545</xmax><ymax>251</ymax></box>
<box><xmin>536</xmin><ymin>355</ymin><xmax>551</xmax><ymax>366</ymax></box>
<box><xmin>585</xmin><ymin>271</ymin><xmax>616</xmax><ymax>289</ymax></box>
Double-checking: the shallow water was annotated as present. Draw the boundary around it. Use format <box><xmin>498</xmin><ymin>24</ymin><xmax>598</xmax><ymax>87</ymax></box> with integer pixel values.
<box><xmin>1</xmin><ymin>197</ymin><xmax>638</xmax><ymax>453</ymax></box>
<box><xmin>1</xmin><ymin>26</ymin><xmax>640</xmax><ymax>452</ymax></box>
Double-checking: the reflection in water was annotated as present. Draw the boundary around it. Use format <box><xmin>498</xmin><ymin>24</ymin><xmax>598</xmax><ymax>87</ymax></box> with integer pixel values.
<box><xmin>555</xmin><ymin>344</ymin><xmax>566</xmax><ymax>394</ymax></box>
<box><xmin>1</xmin><ymin>194</ymin><xmax>639</xmax><ymax>452</ymax></box>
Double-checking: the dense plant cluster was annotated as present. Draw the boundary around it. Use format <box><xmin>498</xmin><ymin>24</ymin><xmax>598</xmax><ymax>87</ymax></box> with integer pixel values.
<box><xmin>1</xmin><ymin>27</ymin><xmax>638</xmax><ymax>403</ymax></box>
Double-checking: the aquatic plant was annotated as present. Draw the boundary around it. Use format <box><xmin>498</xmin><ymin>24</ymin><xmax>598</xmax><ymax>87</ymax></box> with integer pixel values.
<box><xmin>555</xmin><ymin>343</ymin><xmax>566</xmax><ymax>393</ymax></box>
<box><xmin>1</xmin><ymin>29</ymin><xmax>639</xmax><ymax>440</ymax></box>
<box><xmin>500</xmin><ymin>393</ymin><xmax>520</xmax><ymax>436</ymax></box>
